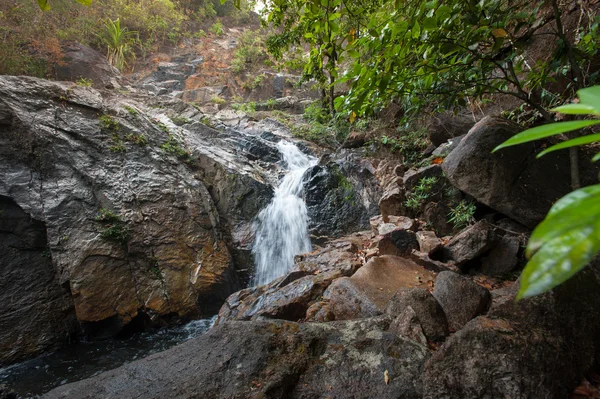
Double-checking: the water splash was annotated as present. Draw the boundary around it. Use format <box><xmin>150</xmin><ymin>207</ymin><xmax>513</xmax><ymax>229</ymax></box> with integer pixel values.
<box><xmin>252</xmin><ymin>141</ymin><xmax>317</xmax><ymax>286</ymax></box>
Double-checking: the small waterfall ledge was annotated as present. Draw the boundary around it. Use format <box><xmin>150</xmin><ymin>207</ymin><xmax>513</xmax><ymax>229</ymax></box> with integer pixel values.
<box><xmin>251</xmin><ymin>141</ymin><xmax>317</xmax><ymax>286</ymax></box>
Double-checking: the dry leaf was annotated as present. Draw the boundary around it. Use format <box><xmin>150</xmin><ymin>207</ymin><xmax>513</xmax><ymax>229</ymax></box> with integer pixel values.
<box><xmin>384</xmin><ymin>369</ymin><xmax>390</xmax><ymax>385</ymax></box>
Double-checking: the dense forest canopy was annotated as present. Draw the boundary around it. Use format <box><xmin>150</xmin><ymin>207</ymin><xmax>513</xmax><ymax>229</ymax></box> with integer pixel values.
<box><xmin>263</xmin><ymin>0</ymin><xmax>600</xmax><ymax>120</ymax></box>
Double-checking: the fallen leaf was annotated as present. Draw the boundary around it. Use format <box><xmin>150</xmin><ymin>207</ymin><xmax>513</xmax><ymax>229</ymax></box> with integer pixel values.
<box><xmin>431</xmin><ymin>157</ymin><xmax>444</xmax><ymax>165</ymax></box>
<box><xmin>384</xmin><ymin>369</ymin><xmax>390</xmax><ymax>385</ymax></box>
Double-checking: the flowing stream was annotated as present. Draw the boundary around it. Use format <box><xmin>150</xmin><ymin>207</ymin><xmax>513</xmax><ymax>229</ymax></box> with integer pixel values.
<box><xmin>252</xmin><ymin>141</ymin><xmax>317</xmax><ymax>286</ymax></box>
<box><xmin>0</xmin><ymin>317</ymin><xmax>216</xmax><ymax>398</ymax></box>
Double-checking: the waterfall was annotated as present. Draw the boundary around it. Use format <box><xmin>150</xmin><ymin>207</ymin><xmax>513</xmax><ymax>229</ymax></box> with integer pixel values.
<box><xmin>251</xmin><ymin>141</ymin><xmax>317</xmax><ymax>286</ymax></box>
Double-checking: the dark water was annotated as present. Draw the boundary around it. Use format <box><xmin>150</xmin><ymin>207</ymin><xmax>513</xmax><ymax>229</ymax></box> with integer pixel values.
<box><xmin>0</xmin><ymin>317</ymin><xmax>216</xmax><ymax>398</ymax></box>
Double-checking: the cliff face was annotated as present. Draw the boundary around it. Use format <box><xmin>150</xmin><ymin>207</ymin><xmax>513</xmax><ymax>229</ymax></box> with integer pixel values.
<box><xmin>0</xmin><ymin>76</ymin><xmax>239</xmax><ymax>363</ymax></box>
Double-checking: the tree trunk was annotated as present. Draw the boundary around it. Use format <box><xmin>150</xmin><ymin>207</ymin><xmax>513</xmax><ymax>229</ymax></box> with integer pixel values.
<box><xmin>551</xmin><ymin>0</ymin><xmax>582</xmax><ymax>190</ymax></box>
<box><xmin>329</xmin><ymin>74</ymin><xmax>335</xmax><ymax>116</ymax></box>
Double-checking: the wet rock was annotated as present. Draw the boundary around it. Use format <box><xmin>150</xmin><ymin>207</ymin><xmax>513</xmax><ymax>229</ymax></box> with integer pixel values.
<box><xmin>386</xmin><ymin>288</ymin><xmax>449</xmax><ymax>342</ymax></box>
<box><xmin>303</xmin><ymin>156</ymin><xmax>380</xmax><ymax>237</ymax></box>
<box><xmin>442</xmin><ymin>220</ymin><xmax>497</xmax><ymax>268</ymax></box>
<box><xmin>375</xmin><ymin>228</ymin><xmax>419</xmax><ymax>257</ymax></box>
<box><xmin>0</xmin><ymin>76</ymin><xmax>289</xmax><ymax>351</ymax></box>
<box><xmin>55</xmin><ymin>42</ymin><xmax>123</xmax><ymax>89</ymax></box>
<box><xmin>0</xmin><ymin>197</ymin><xmax>76</xmax><ymax>365</ymax></box>
<box><xmin>216</xmin><ymin>269</ymin><xmax>343</xmax><ymax>323</ymax></box>
<box><xmin>0</xmin><ymin>384</ymin><xmax>17</xmax><ymax>399</ymax></box>
<box><xmin>293</xmin><ymin>233</ymin><xmax>366</xmax><ymax>275</ymax></box>
<box><xmin>326</xmin><ymin>255</ymin><xmax>437</xmax><ymax>320</ymax></box>
<box><xmin>432</xmin><ymin>271</ymin><xmax>491</xmax><ymax>331</ymax></box>
<box><xmin>416</xmin><ymin>230</ymin><xmax>442</xmax><ymax>256</ymax></box>
<box><xmin>480</xmin><ymin>235</ymin><xmax>521</xmax><ymax>276</ymax></box>
<box><xmin>181</xmin><ymin>86</ymin><xmax>227</xmax><ymax>103</ymax></box>
<box><xmin>44</xmin><ymin>318</ymin><xmax>430</xmax><ymax>399</ymax></box>
<box><xmin>442</xmin><ymin>116</ymin><xmax>600</xmax><ymax>228</ymax></box>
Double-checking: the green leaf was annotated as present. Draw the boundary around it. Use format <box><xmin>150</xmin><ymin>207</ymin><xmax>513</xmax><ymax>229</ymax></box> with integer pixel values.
<box><xmin>76</xmin><ymin>0</ymin><xmax>92</xmax><ymax>5</ymax></box>
<box><xmin>551</xmin><ymin>103</ymin><xmax>598</xmax><ymax>115</ymax></box>
<box><xmin>577</xmin><ymin>86</ymin><xmax>600</xmax><ymax>113</ymax></box>
<box><xmin>423</xmin><ymin>17</ymin><xmax>437</xmax><ymax>30</ymax></box>
<box><xmin>412</xmin><ymin>22</ymin><xmax>421</xmax><ymax>39</ymax></box>
<box><xmin>593</xmin><ymin>152</ymin><xmax>600</xmax><ymax>162</ymax></box>
<box><xmin>537</xmin><ymin>132</ymin><xmax>600</xmax><ymax>157</ymax></box>
<box><xmin>37</xmin><ymin>0</ymin><xmax>50</xmax><ymax>10</ymax></box>
<box><xmin>492</xmin><ymin>120</ymin><xmax>600</xmax><ymax>152</ymax></box>
<box><xmin>526</xmin><ymin>185</ymin><xmax>600</xmax><ymax>255</ymax></box>
<box><xmin>518</xmin><ymin>184</ymin><xmax>600</xmax><ymax>299</ymax></box>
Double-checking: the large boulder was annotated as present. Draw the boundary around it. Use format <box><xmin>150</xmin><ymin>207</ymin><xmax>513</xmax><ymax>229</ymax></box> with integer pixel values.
<box><xmin>43</xmin><ymin>318</ymin><xmax>430</xmax><ymax>399</ymax></box>
<box><xmin>442</xmin><ymin>116</ymin><xmax>600</xmax><ymax>228</ymax></box>
<box><xmin>326</xmin><ymin>255</ymin><xmax>437</xmax><ymax>320</ymax></box>
<box><xmin>441</xmin><ymin>220</ymin><xmax>498</xmax><ymax>268</ymax></box>
<box><xmin>386</xmin><ymin>288</ymin><xmax>449</xmax><ymax>342</ymax></box>
<box><xmin>216</xmin><ymin>268</ymin><xmax>344</xmax><ymax>323</ymax></box>
<box><xmin>426</xmin><ymin>112</ymin><xmax>476</xmax><ymax>147</ymax></box>
<box><xmin>432</xmin><ymin>271</ymin><xmax>491</xmax><ymax>331</ymax></box>
<box><xmin>54</xmin><ymin>42</ymin><xmax>124</xmax><ymax>89</ymax></box>
<box><xmin>423</xmin><ymin>265</ymin><xmax>600</xmax><ymax>398</ymax></box>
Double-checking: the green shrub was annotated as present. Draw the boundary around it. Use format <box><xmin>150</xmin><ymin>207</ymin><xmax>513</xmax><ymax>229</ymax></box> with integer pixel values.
<box><xmin>170</xmin><ymin>115</ymin><xmax>191</xmax><ymax>126</ymax></box>
<box><xmin>303</xmin><ymin>102</ymin><xmax>328</xmax><ymax>124</ymax></box>
<box><xmin>75</xmin><ymin>77</ymin><xmax>93</xmax><ymax>87</ymax></box>
<box><xmin>97</xmin><ymin>18</ymin><xmax>139</xmax><ymax>71</ymax></box>
<box><xmin>448</xmin><ymin>200</ymin><xmax>476</xmax><ymax>230</ymax></box>
<box><xmin>405</xmin><ymin>177</ymin><xmax>438</xmax><ymax>211</ymax></box>
<box><xmin>161</xmin><ymin>134</ymin><xmax>191</xmax><ymax>159</ymax></box>
<box><xmin>380</xmin><ymin>128</ymin><xmax>430</xmax><ymax>166</ymax></box>
<box><xmin>232</xmin><ymin>30</ymin><xmax>267</xmax><ymax>74</ymax></box>
<box><xmin>123</xmin><ymin>105</ymin><xmax>138</xmax><ymax>116</ymax></box>
<box><xmin>210</xmin><ymin>95</ymin><xmax>226</xmax><ymax>105</ymax></box>
<box><xmin>96</xmin><ymin>208</ymin><xmax>130</xmax><ymax>244</ymax></box>
<box><xmin>210</xmin><ymin>21</ymin><xmax>224</xmax><ymax>36</ymax></box>
<box><xmin>99</xmin><ymin>114</ymin><xmax>119</xmax><ymax>131</ymax></box>
<box><xmin>100</xmin><ymin>224</ymin><xmax>131</xmax><ymax>244</ymax></box>
<box><xmin>125</xmin><ymin>133</ymin><xmax>148</xmax><ymax>146</ymax></box>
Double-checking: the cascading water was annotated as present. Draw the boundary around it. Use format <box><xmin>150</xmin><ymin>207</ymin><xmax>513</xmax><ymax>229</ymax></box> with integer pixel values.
<box><xmin>252</xmin><ymin>141</ymin><xmax>317</xmax><ymax>286</ymax></box>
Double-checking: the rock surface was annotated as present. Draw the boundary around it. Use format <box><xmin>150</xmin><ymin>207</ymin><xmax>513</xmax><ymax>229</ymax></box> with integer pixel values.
<box><xmin>54</xmin><ymin>42</ymin><xmax>124</xmax><ymax>89</ymax></box>
<box><xmin>480</xmin><ymin>235</ymin><xmax>521</xmax><ymax>276</ymax></box>
<box><xmin>44</xmin><ymin>318</ymin><xmax>430</xmax><ymax>399</ymax></box>
<box><xmin>0</xmin><ymin>76</ymin><xmax>240</xmax><ymax>342</ymax></box>
<box><xmin>442</xmin><ymin>220</ymin><xmax>497</xmax><ymax>268</ymax></box>
<box><xmin>386</xmin><ymin>288</ymin><xmax>449</xmax><ymax>342</ymax></box>
<box><xmin>442</xmin><ymin>116</ymin><xmax>600</xmax><ymax>228</ymax></box>
<box><xmin>326</xmin><ymin>256</ymin><xmax>436</xmax><ymax>320</ymax></box>
<box><xmin>424</xmin><ymin>266</ymin><xmax>600</xmax><ymax>398</ymax></box>
<box><xmin>0</xmin><ymin>197</ymin><xmax>76</xmax><ymax>365</ymax></box>
<box><xmin>433</xmin><ymin>271</ymin><xmax>491</xmax><ymax>331</ymax></box>
<box><xmin>303</xmin><ymin>154</ymin><xmax>381</xmax><ymax>237</ymax></box>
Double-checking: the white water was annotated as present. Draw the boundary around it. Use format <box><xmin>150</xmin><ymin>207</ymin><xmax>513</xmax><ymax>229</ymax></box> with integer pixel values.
<box><xmin>252</xmin><ymin>141</ymin><xmax>317</xmax><ymax>286</ymax></box>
